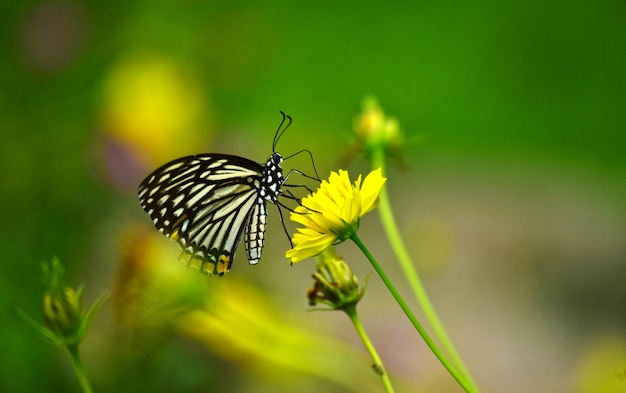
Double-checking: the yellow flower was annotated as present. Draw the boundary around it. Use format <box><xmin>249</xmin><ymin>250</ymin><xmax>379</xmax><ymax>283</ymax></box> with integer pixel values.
<box><xmin>286</xmin><ymin>168</ymin><xmax>386</xmax><ymax>263</ymax></box>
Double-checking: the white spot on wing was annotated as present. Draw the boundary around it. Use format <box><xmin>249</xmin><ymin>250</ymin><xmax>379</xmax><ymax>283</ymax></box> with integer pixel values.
<box><xmin>149</xmin><ymin>185</ymin><xmax>160</xmax><ymax>196</ymax></box>
<box><xmin>171</xmin><ymin>194</ymin><xmax>185</xmax><ymax>208</ymax></box>
<box><xmin>157</xmin><ymin>195</ymin><xmax>169</xmax><ymax>205</ymax></box>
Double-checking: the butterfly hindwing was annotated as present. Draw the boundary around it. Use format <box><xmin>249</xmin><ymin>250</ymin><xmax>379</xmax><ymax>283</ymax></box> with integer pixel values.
<box><xmin>138</xmin><ymin>154</ymin><xmax>270</xmax><ymax>275</ymax></box>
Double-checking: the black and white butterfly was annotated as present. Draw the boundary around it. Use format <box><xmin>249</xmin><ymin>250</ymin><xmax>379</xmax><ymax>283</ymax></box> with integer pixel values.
<box><xmin>138</xmin><ymin>112</ymin><xmax>316</xmax><ymax>276</ymax></box>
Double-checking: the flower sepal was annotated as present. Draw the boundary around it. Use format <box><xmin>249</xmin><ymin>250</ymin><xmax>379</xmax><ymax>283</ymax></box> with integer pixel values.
<box><xmin>330</xmin><ymin>218</ymin><xmax>360</xmax><ymax>242</ymax></box>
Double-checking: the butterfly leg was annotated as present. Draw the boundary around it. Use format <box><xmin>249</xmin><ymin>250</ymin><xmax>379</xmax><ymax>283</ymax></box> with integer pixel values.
<box><xmin>283</xmin><ymin>168</ymin><xmax>321</xmax><ymax>181</ymax></box>
<box><xmin>274</xmin><ymin>202</ymin><xmax>294</xmax><ymax>249</ymax></box>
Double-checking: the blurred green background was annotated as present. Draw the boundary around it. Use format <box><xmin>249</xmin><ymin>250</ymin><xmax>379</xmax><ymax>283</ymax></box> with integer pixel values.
<box><xmin>1</xmin><ymin>1</ymin><xmax>625</xmax><ymax>392</ymax></box>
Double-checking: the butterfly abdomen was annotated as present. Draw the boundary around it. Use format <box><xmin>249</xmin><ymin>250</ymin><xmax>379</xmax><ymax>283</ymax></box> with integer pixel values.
<box><xmin>245</xmin><ymin>199</ymin><xmax>267</xmax><ymax>264</ymax></box>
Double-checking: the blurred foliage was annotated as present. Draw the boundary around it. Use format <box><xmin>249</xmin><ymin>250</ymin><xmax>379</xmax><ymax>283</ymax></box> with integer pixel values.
<box><xmin>1</xmin><ymin>0</ymin><xmax>625</xmax><ymax>392</ymax></box>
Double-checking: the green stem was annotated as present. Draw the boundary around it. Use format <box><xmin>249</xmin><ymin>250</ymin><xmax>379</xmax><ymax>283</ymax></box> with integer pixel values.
<box><xmin>350</xmin><ymin>233</ymin><xmax>473</xmax><ymax>393</ymax></box>
<box><xmin>371</xmin><ymin>148</ymin><xmax>480</xmax><ymax>393</ymax></box>
<box><xmin>66</xmin><ymin>345</ymin><xmax>93</xmax><ymax>393</ymax></box>
<box><xmin>344</xmin><ymin>305</ymin><xmax>395</xmax><ymax>393</ymax></box>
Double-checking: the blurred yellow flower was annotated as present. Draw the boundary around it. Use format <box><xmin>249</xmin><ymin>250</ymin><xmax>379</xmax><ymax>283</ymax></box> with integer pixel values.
<box><xmin>286</xmin><ymin>169</ymin><xmax>386</xmax><ymax>263</ymax></box>
<box><xmin>101</xmin><ymin>55</ymin><xmax>211</xmax><ymax>166</ymax></box>
<box><xmin>177</xmin><ymin>278</ymin><xmax>386</xmax><ymax>392</ymax></box>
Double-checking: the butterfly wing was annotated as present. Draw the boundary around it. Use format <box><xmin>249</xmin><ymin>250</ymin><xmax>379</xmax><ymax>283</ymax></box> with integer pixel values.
<box><xmin>138</xmin><ymin>154</ymin><xmax>266</xmax><ymax>276</ymax></box>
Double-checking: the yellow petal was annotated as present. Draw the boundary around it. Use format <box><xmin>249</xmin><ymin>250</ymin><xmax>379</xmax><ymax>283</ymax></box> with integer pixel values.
<box><xmin>290</xmin><ymin>210</ymin><xmax>325</xmax><ymax>233</ymax></box>
<box><xmin>360</xmin><ymin>168</ymin><xmax>387</xmax><ymax>215</ymax></box>
<box><xmin>340</xmin><ymin>192</ymin><xmax>360</xmax><ymax>228</ymax></box>
<box><xmin>286</xmin><ymin>229</ymin><xmax>336</xmax><ymax>263</ymax></box>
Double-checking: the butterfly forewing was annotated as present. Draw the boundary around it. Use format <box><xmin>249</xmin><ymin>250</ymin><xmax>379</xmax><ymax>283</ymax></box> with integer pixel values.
<box><xmin>138</xmin><ymin>153</ymin><xmax>274</xmax><ymax>276</ymax></box>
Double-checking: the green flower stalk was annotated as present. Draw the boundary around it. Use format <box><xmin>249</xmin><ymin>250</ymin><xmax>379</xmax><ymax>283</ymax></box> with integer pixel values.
<box><xmin>307</xmin><ymin>248</ymin><xmax>394</xmax><ymax>393</ymax></box>
<box><xmin>349</xmin><ymin>232</ymin><xmax>473</xmax><ymax>392</ymax></box>
<box><xmin>354</xmin><ymin>97</ymin><xmax>480</xmax><ymax>393</ymax></box>
<box><xmin>17</xmin><ymin>258</ymin><xmax>107</xmax><ymax>393</ymax></box>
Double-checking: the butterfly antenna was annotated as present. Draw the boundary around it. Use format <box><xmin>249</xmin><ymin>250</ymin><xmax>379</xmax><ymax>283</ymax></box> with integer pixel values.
<box><xmin>273</xmin><ymin>111</ymin><xmax>292</xmax><ymax>153</ymax></box>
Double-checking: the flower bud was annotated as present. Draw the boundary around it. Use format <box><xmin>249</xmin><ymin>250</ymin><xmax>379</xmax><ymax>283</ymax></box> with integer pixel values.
<box><xmin>307</xmin><ymin>248</ymin><xmax>367</xmax><ymax>310</ymax></box>
<box><xmin>43</xmin><ymin>286</ymin><xmax>83</xmax><ymax>339</ymax></box>
<box><xmin>354</xmin><ymin>96</ymin><xmax>403</xmax><ymax>153</ymax></box>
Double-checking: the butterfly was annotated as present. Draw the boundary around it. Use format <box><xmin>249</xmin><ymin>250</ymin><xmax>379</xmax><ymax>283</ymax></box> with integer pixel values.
<box><xmin>138</xmin><ymin>112</ymin><xmax>316</xmax><ymax>276</ymax></box>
